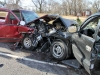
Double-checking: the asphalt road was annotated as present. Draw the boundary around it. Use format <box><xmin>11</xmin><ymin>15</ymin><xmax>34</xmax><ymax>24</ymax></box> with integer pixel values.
<box><xmin>0</xmin><ymin>43</ymin><xmax>89</xmax><ymax>75</ymax></box>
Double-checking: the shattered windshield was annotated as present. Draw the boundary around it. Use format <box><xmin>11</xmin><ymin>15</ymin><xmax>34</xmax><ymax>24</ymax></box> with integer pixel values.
<box><xmin>21</xmin><ymin>10</ymin><xmax>39</xmax><ymax>23</ymax></box>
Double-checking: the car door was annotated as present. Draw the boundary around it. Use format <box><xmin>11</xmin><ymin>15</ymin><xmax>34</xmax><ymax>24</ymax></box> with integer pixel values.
<box><xmin>72</xmin><ymin>16</ymin><xmax>100</xmax><ymax>74</ymax></box>
<box><xmin>0</xmin><ymin>11</ymin><xmax>21</xmax><ymax>42</ymax></box>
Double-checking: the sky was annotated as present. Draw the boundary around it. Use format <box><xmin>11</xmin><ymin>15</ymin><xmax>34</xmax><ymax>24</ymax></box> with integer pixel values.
<box><xmin>0</xmin><ymin>0</ymin><xmax>34</xmax><ymax>7</ymax></box>
<box><xmin>21</xmin><ymin>0</ymin><xmax>34</xmax><ymax>7</ymax></box>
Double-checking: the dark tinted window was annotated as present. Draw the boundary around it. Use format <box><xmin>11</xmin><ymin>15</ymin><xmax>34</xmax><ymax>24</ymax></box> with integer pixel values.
<box><xmin>10</xmin><ymin>12</ymin><xmax>20</xmax><ymax>20</ymax></box>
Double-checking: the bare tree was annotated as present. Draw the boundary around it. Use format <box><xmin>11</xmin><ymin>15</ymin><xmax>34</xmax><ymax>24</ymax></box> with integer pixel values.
<box><xmin>0</xmin><ymin>1</ymin><xmax>6</xmax><ymax>6</ymax></box>
<box><xmin>47</xmin><ymin>0</ymin><xmax>55</xmax><ymax>12</ymax></box>
<box><xmin>5</xmin><ymin>0</ymin><xmax>21</xmax><ymax>9</ymax></box>
<box><xmin>77</xmin><ymin>0</ymin><xmax>83</xmax><ymax>13</ymax></box>
<box><xmin>50</xmin><ymin>1</ymin><xmax>62</xmax><ymax>14</ymax></box>
<box><xmin>3</xmin><ymin>0</ymin><xmax>97</xmax><ymax>15</ymax></box>
<box><xmin>72</xmin><ymin>0</ymin><xmax>78</xmax><ymax>16</ymax></box>
<box><xmin>7</xmin><ymin>0</ymin><xmax>21</xmax><ymax>5</ymax></box>
<box><xmin>62</xmin><ymin>1</ymin><xmax>68</xmax><ymax>15</ymax></box>
<box><xmin>77</xmin><ymin>0</ymin><xmax>88</xmax><ymax>15</ymax></box>
<box><xmin>61</xmin><ymin>0</ymin><xmax>72</xmax><ymax>15</ymax></box>
<box><xmin>66</xmin><ymin>0</ymin><xmax>72</xmax><ymax>15</ymax></box>
<box><xmin>32</xmin><ymin>0</ymin><xmax>46</xmax><ymax>13</ymax></box>
<box><xmin>61</xmin><ymin>0</ymin><xmax>90</xmax><ymax>16</ymax></box>
<box><xmin>91</xmin><ymin>0</ymin><xmax>100</xmax><ymax>13</ymax></box>
<box><xmin>62</xmin><ymin>0</ymin><xmax>77</xmax><ymax>15</ymax></box>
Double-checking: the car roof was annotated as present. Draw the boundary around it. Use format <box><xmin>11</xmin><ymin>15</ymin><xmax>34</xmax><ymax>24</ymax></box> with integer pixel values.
<box><xmin>87</xmin><ymin>12</ymin><xmax>100</xmax><ymax>19</ymax></box>
<box><xmin>0</xmin><ymin>8</ymin><xmax>11</xmax><ymax>12</ymax></box>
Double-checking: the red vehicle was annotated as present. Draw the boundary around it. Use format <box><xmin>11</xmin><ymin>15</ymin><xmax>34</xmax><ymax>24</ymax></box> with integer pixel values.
<box><xmin>0</xmin><ymin>8</ymin><xmax>58</xmax><ymax>50</ymax></box>
<box><xmin>0</xmin><ymin>8</ymin><xmax>38</xmax><ymax>48</ymax></box>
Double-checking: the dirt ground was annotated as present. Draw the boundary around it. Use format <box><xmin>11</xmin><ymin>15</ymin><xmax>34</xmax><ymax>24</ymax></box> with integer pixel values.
<box><xmin>38</xmin><ymin>13</ymin><xmax>87</xmax><ymax>22</ymax></box>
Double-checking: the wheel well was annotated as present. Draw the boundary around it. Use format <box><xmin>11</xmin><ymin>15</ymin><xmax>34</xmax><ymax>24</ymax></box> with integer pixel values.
<box><xmin>51</xmin><ymin>36</ymin><xmax>73</xmax><ymax>58</ymax></box>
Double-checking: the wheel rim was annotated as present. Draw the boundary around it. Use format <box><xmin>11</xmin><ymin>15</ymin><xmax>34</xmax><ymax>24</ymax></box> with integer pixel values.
<box><xmin>23</xmin><ymin>37</ymin><xmax>32</xmax><ymax>48</ymax></box>
<box><xmin>53</xmin><ymin>43</ymin><xmax>64</xmax><ymax>57</ymax></box>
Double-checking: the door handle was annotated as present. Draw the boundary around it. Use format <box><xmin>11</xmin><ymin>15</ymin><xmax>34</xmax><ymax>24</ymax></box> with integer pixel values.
<box><xmin>86</xmin><ymin>45</ymin><xmax>91</xmax><ymax>52</ymax></box>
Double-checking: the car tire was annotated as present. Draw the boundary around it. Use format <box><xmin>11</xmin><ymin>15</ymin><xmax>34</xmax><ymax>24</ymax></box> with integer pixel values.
<box><xmin>22</xmin><ymin>36</ymin><xmax>34</xmax><ymax>50</ymax></box>
<box><xmin>50</xmin><ymin>40</ymin><xmax>69</xmax><ymax>60</ymax></box>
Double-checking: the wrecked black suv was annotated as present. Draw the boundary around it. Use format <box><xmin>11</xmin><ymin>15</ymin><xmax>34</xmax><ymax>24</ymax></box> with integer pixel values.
<box><xmin>69</xmin><ymin>13</ymin><xmax>100</xmax><ymax>75</ymax></box>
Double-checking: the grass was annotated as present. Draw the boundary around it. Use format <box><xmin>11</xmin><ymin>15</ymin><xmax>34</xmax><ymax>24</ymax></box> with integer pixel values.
<box><xmin>38</xmin><ymin>13</ymin><xmax>87</xmax><ymax>22</ymax></box>
<box><xmin>0</xmin><ymin>12</ymin><xmax>8</xmax><ymax>17</ymax></box>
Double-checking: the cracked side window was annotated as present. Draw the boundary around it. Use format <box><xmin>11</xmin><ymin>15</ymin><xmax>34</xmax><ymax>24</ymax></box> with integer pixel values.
<box><xmin>81</xmin><ymin>17</ymin><xmax>100</xmax><ymax>38</ymax></box>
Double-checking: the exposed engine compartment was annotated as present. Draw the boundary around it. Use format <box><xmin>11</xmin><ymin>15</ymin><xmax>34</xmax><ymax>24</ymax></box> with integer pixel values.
<box><xmin>26</xmin><ymin>16</ymin><xmax>77</xmax><ymax>51</ymax></box>
<box><xmin>28</xmin><ymin>19</ymin><xmax>67</xmax><ymax>49</ymax></box>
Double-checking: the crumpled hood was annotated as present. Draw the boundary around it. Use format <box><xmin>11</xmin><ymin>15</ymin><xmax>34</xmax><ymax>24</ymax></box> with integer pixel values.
<box><xmin>53</xmin><ymin>17</ymin><xmax>78</xmax><ymax>28</ymax></box>
<box><xmin>27</xmin><ymin>14</ymin><xmax>59</xmax><ymax>24</ymax></box>
<box><xmin>27</xmin><ymin>14</ymin><xmax>78</xmax><ymax>28</ymax></box>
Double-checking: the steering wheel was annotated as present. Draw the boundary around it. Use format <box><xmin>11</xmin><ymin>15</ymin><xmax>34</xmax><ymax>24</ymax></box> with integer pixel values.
<box><xmin>83</xmin><ymin>29</ymin><xmax>95</xmax><ymax>37</ymax></box>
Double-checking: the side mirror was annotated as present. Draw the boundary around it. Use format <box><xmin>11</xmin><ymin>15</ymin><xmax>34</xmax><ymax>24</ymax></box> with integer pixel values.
<box><xmin>68</xmin><ymin>26</ymin><xmax>77</xmax><ymax>33</ymax></box>
<box><xmin>20</xmin><ymin>21</ymin><xmax>25</xmax><ymax>26</ymax></box>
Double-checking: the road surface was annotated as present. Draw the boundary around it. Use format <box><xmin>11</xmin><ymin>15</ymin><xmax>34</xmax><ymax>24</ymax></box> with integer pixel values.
<box><xmin>0</xmin><ymin>43</ymin><xmax>89</xmax><ymax>75</ymax></box>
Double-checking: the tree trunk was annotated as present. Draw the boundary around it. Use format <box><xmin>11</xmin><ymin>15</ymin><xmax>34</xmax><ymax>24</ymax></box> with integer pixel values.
<box><xmin>40</xmin><ymin>6</ymin><xmax>42</xmax><ymax>13</ymax></box>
